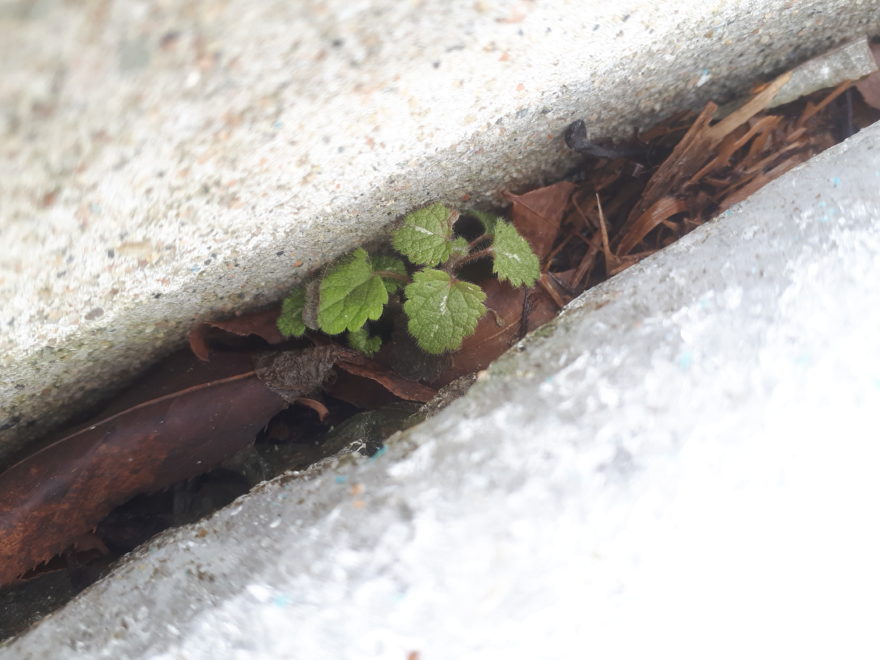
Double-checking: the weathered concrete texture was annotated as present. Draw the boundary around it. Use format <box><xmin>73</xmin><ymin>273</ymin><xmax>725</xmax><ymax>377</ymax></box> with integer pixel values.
<box><xmin>2</xmin><ymin>0</ymin><xmax>880</xmax><ymax>463</ymax></box>
<box><xmin>4</xmin><ymin>106</ymin><xmax>879</xmax><ymax>660</ymax></box>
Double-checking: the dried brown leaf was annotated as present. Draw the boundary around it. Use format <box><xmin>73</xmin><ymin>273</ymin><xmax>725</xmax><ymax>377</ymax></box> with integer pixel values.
<box><xmin>618</xmin><ymin>102</ymin><xmax>717</xmax><ymax>243</ymax></box>
<box><xmin>620</xmin><ymin>72</ymin><xmax>791</xmax><ymax>247</ymax></box>
<box><xmin>293</xmin><ymin>397</ymin><xmax>331</xmax><ymax>422</ymax></box>
<box><xmin>617</xmin><ymin>197</ymin><xmax>689</xmax><ymax>256</ymax></box>
<box><xmin>335</xmin><ymin>358</ymin><xmax>437</xmax><ymax>403</ymax></box>
<box><xmin>717</xmin><ymin>158</ymin><xmax>806</xmax><ymax>212</ymax></box>
<box><xmin>706</xmin><ymin>72</ymin><xmax>791</xmax><ymax>142</ymax></box>
<box><xmin>0</xmin><ymin>346</ymin><xmax>351</xmax><ymax>587</ymax></box>
<box><xmin>189</xmin><ymin>306</ymin><xmax>285</xmax><ymax>361</ymax></box>
<box><xmin>504</xmin><ymin>181</ymin><xmax>578</xmax><ymax>262</ymax></box>
<box><xmin>0</xmin><ymin>354</ymin><xmax>288</xmax><ymax>587</ymax></box>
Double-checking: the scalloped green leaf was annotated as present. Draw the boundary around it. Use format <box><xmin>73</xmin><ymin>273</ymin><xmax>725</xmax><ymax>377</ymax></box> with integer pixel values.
<box><xmin>277</xmin><ymin>286</ymin><xmax>307</xmax><ymax>337</ymax></box>
<box><xmin>492</xmin><ymin>220</ymin><xmax>540</xmax><ymax>287</ymax></box>
<box><xmin>392</xmin><ymin>203</ymin><xmax>458</xmax><ymax>266</ymax></box>
<box><xmin>403</xmin><ymin>268</ymin><xmax>487</xmax><ymax>354</ymax></box>
<box><xmin>347</xmin><ymin>327</ymin><xmax>382</xmax><ymax>356</ymax></box>
<box><xmin>371</xmin><ymin>254</ymin><xmax>408</xmax><ymax>293</ymax></box>
<box><xmin>317</xmin><ymin>248</ymin><xmax>389</xmax><ymax>335</ymax></box>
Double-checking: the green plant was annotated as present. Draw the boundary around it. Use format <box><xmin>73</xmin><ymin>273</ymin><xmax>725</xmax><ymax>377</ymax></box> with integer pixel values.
<box><xmin>277</xmin><ymin>202</ymin><xmax>540</xmax><ymax>355</ymax></box>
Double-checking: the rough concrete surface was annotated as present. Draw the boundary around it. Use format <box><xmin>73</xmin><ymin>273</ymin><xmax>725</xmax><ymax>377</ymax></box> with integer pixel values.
<box><xmin>2</xmin><ymin>0</ymin><xmax>880</xmax><ymax>463</ymax></box>
<box><xmin>3</xmin><ymin>97</ymin><xmax>879</xmax><ymax>659</ymax></box>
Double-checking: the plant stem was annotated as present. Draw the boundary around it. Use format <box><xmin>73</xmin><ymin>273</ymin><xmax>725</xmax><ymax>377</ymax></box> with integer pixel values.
<box><xmin>375</xmin><ymin>270</ymin><xmax>411</xmax><ymax>284</ymax></box>
<box><xmin>468</xmin><ymin>233</ymin><xmax>491</xmax><ymax>250</ymax></box>
<box><xmin>450</xmin><ymin>247</ymin><xmax>494</xmax><ymax>271</ymax></box>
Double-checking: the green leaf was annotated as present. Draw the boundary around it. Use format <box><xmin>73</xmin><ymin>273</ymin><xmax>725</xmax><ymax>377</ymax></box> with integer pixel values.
<box><xmin>371</xmin><ymin>254</ymin><xmax>408</xmax><ymax>293</ymax></box>
<box><xmin>492</xmin><ymin>220</ymin><xmax>540</xmax><ymax>287</ymax></box>
<box><xmin>277</xmin><ymin>287</ymin><xmax>307</xmax><ymax>337</ymax></box>
<box><xmin>448</xmin><ymin>236</ymin><xmax>470</xmax><ymax>260</ymax></box>
<box><xmin>317</xmin><ymin>248</ymin><xmax>389</xmax><ymax>335</ymax></box>
<box><xmin>392</xmin><ymin>203</ymin><xmax>459</xmax><ymax>266</ymax></box>
<box><xmin>403</xmin><ymin>269</ymin><xmax>487</xmax><ymax>354</ymax></box>
<box><xmin>347</xmin><ymin>327</ymin><xmax>382</xmax><ymax>356</ymax></box>
<box><xmin>469</xmin><ymin>210</ymin><xmax>500</xmax><ymax>235</ymax></box>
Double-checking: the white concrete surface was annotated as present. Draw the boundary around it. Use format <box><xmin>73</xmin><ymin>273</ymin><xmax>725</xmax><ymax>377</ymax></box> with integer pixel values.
<box><xmin>4</xmin><ymin>93</ymin><xmax>879</xmax><ymax>660</ymax></box>
<box><xmin>3</xmin><ymin>0</ymin><xmax>880</xmax><ymax>464</ymax></box>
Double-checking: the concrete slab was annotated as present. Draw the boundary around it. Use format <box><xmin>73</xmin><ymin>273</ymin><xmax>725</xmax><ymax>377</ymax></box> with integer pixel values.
<box><xmin>3</xmin><ymin>0</ymin><xmax>880</xmax><ymax>463</ymax></box>
<box><xmin>4</xmin><ymin>93</ymin><xmax>879</xmax><ymax>659</ymax></box>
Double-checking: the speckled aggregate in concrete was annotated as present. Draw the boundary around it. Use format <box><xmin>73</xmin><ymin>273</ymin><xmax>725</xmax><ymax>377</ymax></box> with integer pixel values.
<box><xmin>4</xmin><ymin>99</ymin><xmax>879</xmax><ymax>660</ymax></box>
<box><xmin>2</xmin><ymin>0</ymin><xmax>880</xmax><ymax>462</ymax></box>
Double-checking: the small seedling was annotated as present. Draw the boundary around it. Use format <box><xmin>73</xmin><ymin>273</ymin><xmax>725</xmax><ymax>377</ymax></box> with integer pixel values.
<box><xmin>277</xmin><ymin>203</ymin><xmax>540</xmax><ymax>355</ymax></box>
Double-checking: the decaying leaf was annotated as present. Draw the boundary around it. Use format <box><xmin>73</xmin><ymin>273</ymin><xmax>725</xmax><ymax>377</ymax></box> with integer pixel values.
<box><xmin>335</xmin><ymin>357</ymin><xmax>437</xmax><ymax>403</ymax></box>
<box><xmin>0</xmin><ymin>355</ymin><xmax>277</xmax><ymax>586</ymax></box>
<box><xmin>616</xmin><ymin>196</ymin><xmax>689</xmax><ymax>257</ymax></box>
<box><xmin>617</xmin><ymin>72</ymin><xmax>791</xmax><ymax>253</ymax></box>
<box><xmin>189</xmin><ymin>306</ymin><xmax>285</xmax><ymax>361</ymax></box>
<box><xmin>0</xmin><ymin>347</ymin><xmax>352</xmax><ymax>587</ymax></box>
<box><xmin>504</xmin><ymin>181</ymin><xmax>577</xmax><ymax>262</ymax></box>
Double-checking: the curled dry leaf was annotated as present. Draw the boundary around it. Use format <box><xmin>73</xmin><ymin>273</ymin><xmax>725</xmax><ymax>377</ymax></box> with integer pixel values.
<box><xmin>292</xmin><ymin>397</ymin><xmax>331</xmax><ymax>422</ymax></box>
<box><xmin>188</xmin><ymin>306</ymin><xmax>285</xmax><ymax>361</ymax></box>
<box><xmin>335</xmin><ymin>358</ymin><xmax>437</xmax><ymax>403</ymax></box>
<box><xmin>617</xmin><ymin>196</ymin><xmax>689</xmax><ymax>256</ymax></box>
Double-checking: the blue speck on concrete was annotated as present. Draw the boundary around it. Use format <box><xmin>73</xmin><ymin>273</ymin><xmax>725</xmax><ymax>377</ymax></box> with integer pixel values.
<box><xmin>335</xmin><ymin>475</ymin><xmax>348</xmax><ymax>484</ymax></box>
<box><xmin>272</xmin><ymin>595</ymin><xmax>292</xmax><ymax>607</ymax></box>
<box><xmin>368</xmin><ymin>446</ymin><xmax>387</xmax><ymax>461</ymax></box>
<box><xmin>677</xmin><ymin>350</ymin><xmax>693</xmax><ymax>369</ymax></box>
<box><xmin>830</xmin><ymin>176</ymin><xmax>841</xmax><ymax>187</ymax></box>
